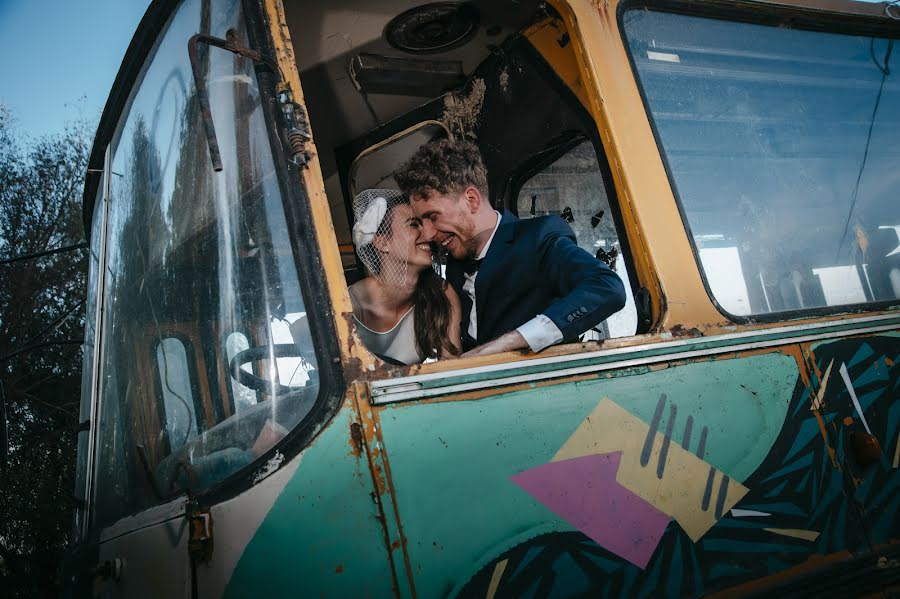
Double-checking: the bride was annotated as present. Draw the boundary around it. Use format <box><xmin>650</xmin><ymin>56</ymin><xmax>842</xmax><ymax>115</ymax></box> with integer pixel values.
<box><xmin>348</xmin><ymin>189</ymin><xmax>462</xmax><ymax>364</ymax></box>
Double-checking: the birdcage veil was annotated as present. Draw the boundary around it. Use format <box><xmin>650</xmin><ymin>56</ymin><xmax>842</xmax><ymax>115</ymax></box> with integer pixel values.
<box><xmin>352</xmin><ymin>188</ymin><xmax>413</xmax><ymax>286</ymax></box>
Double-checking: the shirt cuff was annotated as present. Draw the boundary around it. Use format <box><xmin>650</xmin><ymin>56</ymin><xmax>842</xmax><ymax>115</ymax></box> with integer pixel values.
<box><xmin>516</xmin><ymin>314</ymin><xmax>564</xmax><ymax>353</ymax></box>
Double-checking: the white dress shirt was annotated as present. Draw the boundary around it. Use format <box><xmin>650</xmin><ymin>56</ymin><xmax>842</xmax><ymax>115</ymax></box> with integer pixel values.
<box><xmin>463</xmin><ymin>211</ymin><xmax>563</xmax><ymax>352</ymax></box>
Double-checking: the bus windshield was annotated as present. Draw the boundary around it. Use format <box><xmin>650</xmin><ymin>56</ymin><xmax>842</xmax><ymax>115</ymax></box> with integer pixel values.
<box><xmin>88</xmin><ymin>0</ymin><xmax>319</xmax><ymax>530</ymax></box>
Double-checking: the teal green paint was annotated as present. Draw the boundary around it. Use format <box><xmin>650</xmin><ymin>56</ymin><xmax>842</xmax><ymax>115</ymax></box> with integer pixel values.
<box><xmin>762</xmin><ymin>453</ymin><xmax>814</xmax><ymax>482</ymax></box>
<box><xmin>381</xmin><ymin>386</ymin><xmax>598</xmax><ymax>598</ymax></box>
<box><xmin>810</xmin><ymin>331</ymin><xmax>900</xmax><ymax>353</ymax></box>
<box><xmin>224</xmin><ymin>407</ymin><xmax>395</xmax><ymax>598</ymax></box>
<box><xmin>380</xmin><ymin>353</ymin><xmax>798</xmax><ymax>597</ymax></box>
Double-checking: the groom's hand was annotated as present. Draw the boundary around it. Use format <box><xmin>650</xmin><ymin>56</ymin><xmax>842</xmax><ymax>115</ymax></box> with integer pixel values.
<box><xmin>462</xmin><ymin>330</ymin><xmax>529</xmax><ymax>358</ymax></box>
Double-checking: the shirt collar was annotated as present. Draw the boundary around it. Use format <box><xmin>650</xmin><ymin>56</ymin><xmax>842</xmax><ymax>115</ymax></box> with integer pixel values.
<box><xmin>476</xmin><ymin>210</ymin><xmax>502</xmax><ymax>260</ymax></box>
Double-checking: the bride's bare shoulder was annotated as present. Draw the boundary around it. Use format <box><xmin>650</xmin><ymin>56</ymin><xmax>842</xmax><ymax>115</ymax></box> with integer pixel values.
<box><xmin>348</xmin><ymin>277</ymin><xmax>379</xmax><ymax>316</ymax></box>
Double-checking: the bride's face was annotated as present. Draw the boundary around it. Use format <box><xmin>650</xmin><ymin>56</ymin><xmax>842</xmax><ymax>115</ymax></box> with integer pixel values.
<box><xmin>380</xmin><ymin>203</ymin><xmax>433</xmax><ymax>271</ymax></box>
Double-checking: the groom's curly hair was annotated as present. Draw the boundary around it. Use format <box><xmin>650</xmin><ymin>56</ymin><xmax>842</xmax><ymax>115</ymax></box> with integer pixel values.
<box><xmin>395</xmin><ymin>139</ymin><xmax>489</xmax><ymax>199</ymax></box>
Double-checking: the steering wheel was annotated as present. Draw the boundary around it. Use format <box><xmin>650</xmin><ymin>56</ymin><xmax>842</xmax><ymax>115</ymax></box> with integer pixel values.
<box><xmin>229</xmin><ymin>343</ymin><xmax>313</xmax><ymax>395</ymax></box>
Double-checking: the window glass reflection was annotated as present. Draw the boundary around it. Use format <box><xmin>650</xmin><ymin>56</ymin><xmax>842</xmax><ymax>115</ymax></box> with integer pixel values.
<box><xmin>90</xmin><ymin>0</ymin><xmax>320</xmax><ymax>530</ymax></box>
<box><xmin>624</xmin><ymin>11</ymin><xmax>900</xmax><ymax>316</ymax></box>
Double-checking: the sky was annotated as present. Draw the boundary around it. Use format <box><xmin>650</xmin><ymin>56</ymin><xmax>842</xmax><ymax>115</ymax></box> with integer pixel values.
<box><xmin>0</xmin><ymin>0</ymin><xmax>150</xmax><ymax>140</ymax></box>
<box><xmin>0</xmin><ymin>0</ymin><xmax>888</xmax><ymax>142</ymax></box>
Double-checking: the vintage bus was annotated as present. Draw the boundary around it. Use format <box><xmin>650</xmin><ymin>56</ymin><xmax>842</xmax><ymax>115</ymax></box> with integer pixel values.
<box><xmin>68</xmin><ymin>0</ymin><xmax>900</xmax><ymax>596</ymax></box>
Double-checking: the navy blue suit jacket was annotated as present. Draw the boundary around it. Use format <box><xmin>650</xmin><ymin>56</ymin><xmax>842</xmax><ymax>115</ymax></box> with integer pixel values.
<box><xmin>447</xmin><ymin>211</ymin><xmax>627</xmax><ymax>350</ymax></box>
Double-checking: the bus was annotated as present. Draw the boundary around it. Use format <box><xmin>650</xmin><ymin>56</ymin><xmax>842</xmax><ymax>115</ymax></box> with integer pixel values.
<box><xmin>68</xmin><ymin>0</ymin><xmax>900</xmax><ymax>596</ymax></box>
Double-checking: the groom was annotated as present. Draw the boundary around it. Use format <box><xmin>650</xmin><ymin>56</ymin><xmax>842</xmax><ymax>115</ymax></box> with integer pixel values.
<box><xmin>395</xmin><ymin>139</ymin><xmax>626</xmax><ymax>357</ymax></box>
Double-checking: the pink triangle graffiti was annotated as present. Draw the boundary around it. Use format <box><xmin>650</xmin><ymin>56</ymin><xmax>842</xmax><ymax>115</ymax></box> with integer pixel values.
<box><xmin>510</xmin><ymin>452</ymin><xmax>670</xmax><ymax>569</ymax></box>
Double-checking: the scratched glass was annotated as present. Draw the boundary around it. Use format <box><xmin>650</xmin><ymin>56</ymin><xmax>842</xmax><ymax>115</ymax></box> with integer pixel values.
<box><xmin>89</xmin><ymin>0</ymin><xmax>319</xmax><ymax>530</ymax></box>
<box><xmin>624</xmin><ymin>11</ymin><xmax>900</xmax><ymax>317</ymax></box>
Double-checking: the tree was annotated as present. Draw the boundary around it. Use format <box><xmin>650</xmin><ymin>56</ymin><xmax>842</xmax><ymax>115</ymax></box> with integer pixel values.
<box><xmin>0</xmin><ymin>105</ymin><xmax>90</xmax><ymax>598</ymax></box>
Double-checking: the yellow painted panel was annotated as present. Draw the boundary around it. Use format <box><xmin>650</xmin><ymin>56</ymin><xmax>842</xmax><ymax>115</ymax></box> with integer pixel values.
<box><xmin>549</xmin><ymin>0</ymin><xmax>727</xmax><ymax>330</ymax></box>
<box><xmin>524</xmin><ymin>20</ymin><xmax>591</xmax><ymax>109</ymax></box>
<box><xmin>263</xmin><ymin>0</ymin><xmax>375</xmax><ymax>371</ymax></box>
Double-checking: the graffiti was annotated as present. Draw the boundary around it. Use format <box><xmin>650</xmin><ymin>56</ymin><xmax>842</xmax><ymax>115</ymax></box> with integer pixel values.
<box><xmin>510</xmin><ymin>451</ymin><xmax>670</xmax><ymax>569</ymax></box>
<box><xmin>459</xmin><ymin>336</ymin><xmax>899</xmax><ymax>598</ymax></box>
<box><xmin>510</xmin><ymin>395</ymin><xmax>748</xmax><ymax>568</ymax></box>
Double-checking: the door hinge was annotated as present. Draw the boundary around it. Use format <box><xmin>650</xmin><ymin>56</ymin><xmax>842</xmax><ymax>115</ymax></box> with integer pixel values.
<box><xmin>277</xmin><ymin>89</ymin><xmax>312</xmax><ymax>168</ymax></box>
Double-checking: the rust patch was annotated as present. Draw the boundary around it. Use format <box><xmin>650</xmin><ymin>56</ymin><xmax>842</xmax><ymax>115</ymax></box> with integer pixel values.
<box><xmin>812</xmin><ymin>408</ymin><xmax>841</xmax><ymax>470</ymax></box>
<box><xmin>669</xmin><ymin>324</ymin><xmax>703</xmax><ymax>338</ymax></box>
<box><xmin>335</xmin><ymin>564</ymin><xmax>343</xmax><ymax>574</ymax></box>
<box><xmin>358</xmin><ymin>392</ymin><xmax>417</xmax><ymax>597</ymax></box>
<box><xmin>343</xmin><ymin>309</ymin><xmax>418</xmax><ymax>382</ymax></box>
<box><xmin>349</xmin><ymin>422</ymin><xmax>364</xmax><ymax>458</ymax></box>
<box><xmin>347</xmin><ymin>383</ymin><xmax>409</xmax><ymax>595</ymax></box>
<box><xmin>789</xmin><ymin>346</ymin><xmax>812</xmax><ymax>388</ymax></box>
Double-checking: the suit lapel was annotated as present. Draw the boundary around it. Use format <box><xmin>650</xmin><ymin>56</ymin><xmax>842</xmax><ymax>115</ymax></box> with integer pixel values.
<box><xmin>473</xmin><ymin>210</ymin><xmax>517</xmax><ymax>341</ymax></box>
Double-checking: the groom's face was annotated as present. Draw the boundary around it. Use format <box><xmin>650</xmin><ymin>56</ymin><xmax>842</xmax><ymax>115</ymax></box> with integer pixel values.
<box><xmin>410</xmin><ymin>188</ymin><xmax>479</xmax><ymax>261</ymax></box>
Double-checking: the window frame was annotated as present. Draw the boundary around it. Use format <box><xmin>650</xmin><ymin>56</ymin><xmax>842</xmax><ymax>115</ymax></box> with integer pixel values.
<box><xmin>506</xmin><ymin>37</ymin><xmax>651</xmax><ymax>335</ymax></box>
<box><xmin>617</xmin><ymin>0</ymin><xmax>900</xmax><ymax>324</ymax></box>
<box><xmin>78</xmin><ymin>0</ymin><xmax>346</xmax><ymax>533</ymax></box>
<box><xmin>508</xmin><ymin>133</ymin><xmax>646</xmax><ymax>337</ymax></box>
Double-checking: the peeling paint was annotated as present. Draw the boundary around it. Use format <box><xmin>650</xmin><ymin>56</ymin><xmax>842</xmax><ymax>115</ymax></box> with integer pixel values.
<box><xmin>349</xmin><ymin>422</ymin><xmax>364</xmax><ymax>458</ymax></box>
<box><xmin>669</xmin><ymin>324</ymin><xmax>704</xmax><ymax>337</ymax></box>
<box><xmin>251</xmin><ymin>450</ymin><xmax>284</xmax><ymax>484</ymax></box>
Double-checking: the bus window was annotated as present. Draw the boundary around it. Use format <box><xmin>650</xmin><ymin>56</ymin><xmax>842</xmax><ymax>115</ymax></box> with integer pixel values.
<box><xmin>516</xmin><ymin>139</ymin><xmax>638</xmax><ymax>339</ymax></box>
<box><xmin>349</xmin><ymin>122</ymin><xmax>449</xmax><ymax>199</ymax></box>
<box><xmin>623</xmin><ymin>10</ymin><xmax>900</xmax><ymax>319</ymax></box>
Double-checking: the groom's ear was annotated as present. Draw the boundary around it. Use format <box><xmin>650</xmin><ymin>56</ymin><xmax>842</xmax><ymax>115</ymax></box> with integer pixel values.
<box><xmin>462</xmin><ymin>185</ymin><xmax>482</xmax><ymax>213</ymax></box>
